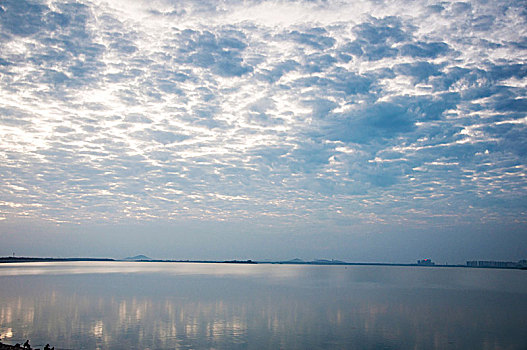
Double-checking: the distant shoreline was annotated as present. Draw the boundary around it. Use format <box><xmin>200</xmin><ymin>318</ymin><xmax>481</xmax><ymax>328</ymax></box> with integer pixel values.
<box><xmin>0</xmin><ymin>257</ymin><xmax>115</xmax><ymax>263</ymax></box>
<box><xmin>1</xmin><ymin>256</ymin><xmax>525</xmax><ymax>270</ymax></box>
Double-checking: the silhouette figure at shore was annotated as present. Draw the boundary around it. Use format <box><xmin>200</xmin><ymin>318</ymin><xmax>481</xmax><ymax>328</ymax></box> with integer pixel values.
<box><xmin>23</xmin><ymin>340</ymin><xmax>30</xmax><ymax>349</ymax></box>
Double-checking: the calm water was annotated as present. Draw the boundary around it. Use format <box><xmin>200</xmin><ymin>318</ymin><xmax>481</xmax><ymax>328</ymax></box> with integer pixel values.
<box><xmin>0</xmin><ymin>262</ymin><xmax>526</xmax><ymax>350</ymax></box>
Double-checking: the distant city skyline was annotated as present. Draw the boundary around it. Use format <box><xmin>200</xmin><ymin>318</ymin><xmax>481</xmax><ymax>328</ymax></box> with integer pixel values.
<box><xmin>0</xmin><ymin>0</ymin><xmax>526</xmax><ymax>264</ymax></box>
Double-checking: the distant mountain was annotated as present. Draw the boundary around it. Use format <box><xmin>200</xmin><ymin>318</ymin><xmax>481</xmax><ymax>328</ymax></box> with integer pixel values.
<box><xmin>275</xmin><ymin>258</ymin><xmax>350</xmax><ymax>265</ymax></box>
<box><xmin>312</xmin><ymin>259</ymin><xmax>347</xmax><ymax>264</ymax></box>
<box><xmin>124</xmin><ymin>254</ymin><xmax>152</xmax><ymax>261</ymax></box>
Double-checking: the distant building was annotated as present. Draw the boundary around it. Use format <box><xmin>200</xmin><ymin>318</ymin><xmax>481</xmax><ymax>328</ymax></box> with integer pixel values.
<box><xmin>466</xmin><ymin>260</ymin><xmax>526</xmax><ymax>268</ymax></box>
<box><xmin>417</xmin><ymin>259</ymin><xmax>435</xmax><ymax>266</ymax></box>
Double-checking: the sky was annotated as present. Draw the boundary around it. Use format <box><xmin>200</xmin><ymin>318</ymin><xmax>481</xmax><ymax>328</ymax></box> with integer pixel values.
<box><xmin>0</xmin><ymin>0</ymin><xmax>526</xmax><ymax>263</ymax></box>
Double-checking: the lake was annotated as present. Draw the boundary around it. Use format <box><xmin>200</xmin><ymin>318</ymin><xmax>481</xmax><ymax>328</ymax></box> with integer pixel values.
<box><xmin>0</xmin><ymin>262</ymin><xmax>526</xmax><ymax>349</ymax></box>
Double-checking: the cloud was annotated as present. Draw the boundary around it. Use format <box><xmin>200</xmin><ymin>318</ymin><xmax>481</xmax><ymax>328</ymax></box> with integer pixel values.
<box><xmin>328</xmin><ymin>102</ymin><xmax>417</xmax><ymax>144</ymax></box>
<box><xmin>348</xmin><ymin>16</ymin><xmax>409</xmax><ymax>61</ymax></box>
<box><xmin>0</xmin><ymin>0</ymin><xmax>47</xmax><ymax>37</ymax></box>
<box><xmin>393</xmin><ymin>62</ymin><xmax>443</xmax><ymax>83</ymax></box>
<box><xmin>0</xmin><ymin>0</ymin><xmax>525</xmax><ymax>238</ymax></box>
<box><xmin>174</xmin><ymin>29</ymin><xmax>253</xmax><ymax>77</ymax></box>
<box><xmin>399</xmin><ymin>42</ymin><xmax>450</xmax><ymax>58</ymax></box>
<box><xmin>287</xmin><ymin>28</ymin><xmax>336</xmax><ymax>50</ymax></box>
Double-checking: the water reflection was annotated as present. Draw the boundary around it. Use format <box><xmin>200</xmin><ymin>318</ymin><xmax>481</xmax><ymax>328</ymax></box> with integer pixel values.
<box><xmin>0</xmin><ymin>263</ymin><xmax>526</xmax><ymax>349</ymax></box>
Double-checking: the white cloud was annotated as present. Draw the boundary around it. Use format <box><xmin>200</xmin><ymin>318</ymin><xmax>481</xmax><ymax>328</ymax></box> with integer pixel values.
<box><xmin>0</xmin><ymin>0</ymin><xmax>526</xmax><ymax>237</ymax></box>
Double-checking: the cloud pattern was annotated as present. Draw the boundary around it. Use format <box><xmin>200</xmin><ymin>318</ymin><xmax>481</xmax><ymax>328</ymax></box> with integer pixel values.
<box><xmin>0</xmin><ymin>0</ymin><xmax>526</xmax><ymax>231</ymax></box>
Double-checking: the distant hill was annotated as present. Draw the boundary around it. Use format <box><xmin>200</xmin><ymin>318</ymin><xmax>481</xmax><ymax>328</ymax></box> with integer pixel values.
<box><xmin>274</xmin><ymin>258</ymin><xmax>350</xmax><ymax>265</ymax></box>
<box><xmin>124</xmin><ymin>255</ymin><xmax>152</xmax><ymax>261</ymax></box>
<box><xmin>312</xmin><ymin>259</ymin><xmax>346</xmax><ymax>264</ymax></box>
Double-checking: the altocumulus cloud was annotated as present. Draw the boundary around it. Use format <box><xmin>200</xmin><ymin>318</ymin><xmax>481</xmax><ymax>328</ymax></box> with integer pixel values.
<box><xmin>0</xmin><ymin>0</ymin><xmax>526</xmax><ymax>253</ymax></box>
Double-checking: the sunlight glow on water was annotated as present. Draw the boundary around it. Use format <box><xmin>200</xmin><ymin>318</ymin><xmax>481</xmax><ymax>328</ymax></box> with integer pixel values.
<box><xmin>0</xmin><ymin>262</ymin><xmax>526</xmax><ymax>349</ymax></box>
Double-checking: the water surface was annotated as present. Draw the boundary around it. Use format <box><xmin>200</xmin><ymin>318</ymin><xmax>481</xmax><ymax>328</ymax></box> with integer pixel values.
<box><xmin>0</xmin><ymin>262</ymin><xmax>526</xmax><ymax>349</ymax></box>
